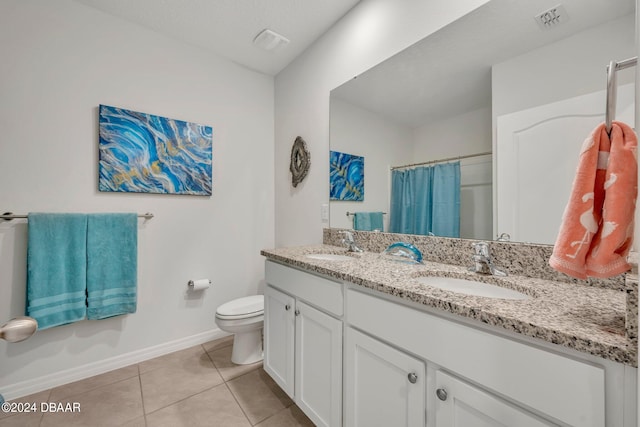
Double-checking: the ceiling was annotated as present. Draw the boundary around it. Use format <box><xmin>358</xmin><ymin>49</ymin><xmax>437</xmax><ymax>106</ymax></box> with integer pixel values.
<box><xmin>331</xmin><ymin>0</ymin><xmax>636</xmax><ymax>128</ymax></box>
<box><xmin>74</xmin><ymin>0</ymin><xmax>361</xmax><ymax>75</ymax></box>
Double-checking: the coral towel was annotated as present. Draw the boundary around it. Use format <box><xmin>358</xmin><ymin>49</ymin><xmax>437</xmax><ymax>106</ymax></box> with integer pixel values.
<box><xmin>549</xmin><ymin>121</ymin><xmax>637</xmax><ymax>279</ymax></box>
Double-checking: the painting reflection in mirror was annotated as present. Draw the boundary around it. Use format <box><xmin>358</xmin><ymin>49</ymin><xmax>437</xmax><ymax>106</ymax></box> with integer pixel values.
<box><xmin>330</xmin><ymin>150</ymin><xmax>364</xmax><ymax>201</ymax></box>
<box><xmin>329</xmin><ymin>0</ymin><xmax>635</xmax><ymax>243</ymax></box>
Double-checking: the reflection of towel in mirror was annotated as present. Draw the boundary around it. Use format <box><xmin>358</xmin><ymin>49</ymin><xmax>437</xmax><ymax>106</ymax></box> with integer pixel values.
<box><xmin>549</xmin><ymin>121</ymin><xmax>637</xmax><ymax>279</ymax></box>
<box><xmin>354</xmin><ymin>212</ymin><xmax>384</xmax><ymax>231</ymax></box>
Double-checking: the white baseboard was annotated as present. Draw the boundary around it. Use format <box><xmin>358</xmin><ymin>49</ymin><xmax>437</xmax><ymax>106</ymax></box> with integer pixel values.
<box><xmin>2</xmin><ymin>328</ymin><xmax>230</xmax><ymax>401</ymax></box>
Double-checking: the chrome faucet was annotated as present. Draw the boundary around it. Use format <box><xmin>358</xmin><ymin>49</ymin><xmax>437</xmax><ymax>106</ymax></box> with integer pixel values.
<box><xmin>470</xmin><ymin>241</ymin><xmax>507</xmax><ymax>276</ymax></box>
<box><xmin>340</xmin><ymin>231</ymin><xmax>363</xmax><ymax>253</ymax></box>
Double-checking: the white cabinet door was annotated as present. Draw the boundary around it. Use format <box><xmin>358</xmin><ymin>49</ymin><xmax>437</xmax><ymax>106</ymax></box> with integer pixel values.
<box><xmin>434</xmin><ymin>370</ymin><xmax>557</xmax><ymax>427</ymax></box>
<box><xmin>264</xmin><ymin>285</ymin><xmax>295</xmax><ymax>398</ymax></box>
<box><xmin>295</xmin><ymin>301</ymin><xmax>342</xmax><ymax>427</ymax></box>
<box><xmin>345</xmin><ymin>327</ymin><xmax>425</xmax><ymax>427</ymax></box>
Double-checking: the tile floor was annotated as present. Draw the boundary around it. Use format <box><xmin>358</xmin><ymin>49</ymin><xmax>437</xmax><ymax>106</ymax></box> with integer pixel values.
<box><xmin>0</xmin><ymin>336</ymin><xmax>314</xmax><ymax>427</ymax></box>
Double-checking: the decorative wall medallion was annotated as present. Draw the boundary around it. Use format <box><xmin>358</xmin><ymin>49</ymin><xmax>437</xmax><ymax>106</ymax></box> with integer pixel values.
<box><xmin>290</xmin><ymin>136</ymin><xmax>310</xmax><ymax>187</ymax></box>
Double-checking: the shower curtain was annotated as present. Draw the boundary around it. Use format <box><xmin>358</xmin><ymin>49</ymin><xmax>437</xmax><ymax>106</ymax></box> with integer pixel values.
<box><xmin>389</xmin><ymin>162</ymin><xmax>460</xmax><ymax>237</ymax></box>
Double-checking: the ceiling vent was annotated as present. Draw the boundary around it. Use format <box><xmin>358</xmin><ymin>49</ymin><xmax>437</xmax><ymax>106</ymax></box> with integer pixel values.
<box><xmin>535</xmin><ymin>4</ymin><xmax>568</xmax><ymax>30</ymax></box>
<box><xmin>253</xmin><ymin>29</ymin><xmax>290</xmax><ymax>52</ymax></box>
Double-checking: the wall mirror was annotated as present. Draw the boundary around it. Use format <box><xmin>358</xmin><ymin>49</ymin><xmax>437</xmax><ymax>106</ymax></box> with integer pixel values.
<box><xmin>329</xmin><ymin>0</ymin><xmax>635</xmax><ymax>244</ymax></box>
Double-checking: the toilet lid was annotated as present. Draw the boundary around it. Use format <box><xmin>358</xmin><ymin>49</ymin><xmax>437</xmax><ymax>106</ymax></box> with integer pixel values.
<box><xmin>216</xmin><ymin>295</ymin><xmax>264</xmax><ymax>318</ymax></box>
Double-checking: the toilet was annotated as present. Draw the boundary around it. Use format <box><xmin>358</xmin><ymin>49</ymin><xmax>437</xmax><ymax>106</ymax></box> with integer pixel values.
<box><xmin>215</xmin><ymin>295</ymin><xmax>264</xmax><ymax>365</ymax></box>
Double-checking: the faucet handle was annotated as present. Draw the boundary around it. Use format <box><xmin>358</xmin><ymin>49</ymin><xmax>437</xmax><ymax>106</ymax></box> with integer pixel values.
<box><xmin>472</xmin><ymin>241</ymin><xmax>490</xmax><ymax>257</ymax></box>
<box><xmin>339</xmin><ymin>230</ymin><xmax>354</xmax><ymax>241</ymax></box>
<box><xmin>496</xmin><ymin>232</ymin><xmax>511</xmax><ymax>242</ymax></box>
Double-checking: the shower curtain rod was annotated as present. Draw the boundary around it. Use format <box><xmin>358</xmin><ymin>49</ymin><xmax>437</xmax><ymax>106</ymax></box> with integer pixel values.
<box><xmin>0</xmin><ymin>212</ymin><xmax>154</xmax><ymax>220</ymax></box>
<box><xmin>390</xmin><ymin>151</ymin><xmax>492</xmax><ymax>171</ymax></box>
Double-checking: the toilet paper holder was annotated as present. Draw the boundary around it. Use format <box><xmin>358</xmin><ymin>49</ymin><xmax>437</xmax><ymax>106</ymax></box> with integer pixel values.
<box><xmin>188</xmin><ymin>279</ymin><xmax>211</xmax><ymax>290</ymax></box>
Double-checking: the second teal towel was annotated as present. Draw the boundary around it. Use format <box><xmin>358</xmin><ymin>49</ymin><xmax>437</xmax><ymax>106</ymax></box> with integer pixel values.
<box><xmin>27</xmin><ymin>213</ymin><xmax>88</xmax><ymax>330</ymax></box>
<box><xmin>87</xmin><ymin>213</ymin><xmax>138</xmax><ymax>319</ymax></box>
<box><xmin>353</xmin><ymin>212</ymin><xmax>384</xmax><ymax>232</ymax></box>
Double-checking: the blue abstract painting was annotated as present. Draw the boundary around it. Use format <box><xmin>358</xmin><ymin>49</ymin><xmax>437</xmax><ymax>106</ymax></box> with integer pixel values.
<box><xmin>330</xmin><ymin>150</ymin><xmax>364</xmax><ymax>201</ymax></box>
<box><xmin>99</xmin><ymin>105</ymin><xmax>213</xmax><ymax>196</ymax></box>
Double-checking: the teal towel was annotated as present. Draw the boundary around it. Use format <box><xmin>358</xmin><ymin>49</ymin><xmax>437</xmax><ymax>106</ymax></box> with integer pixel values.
<box><xmin>27</xmin><ymin>213</ymin><xmax>88</xmax><ymax>330</ymax></box>
<box><xmin>87</xmin><ymin>213</ymin><xmax>138</xmax><ymax>320</ymax></box>
<box><xmin>353</xmin><ymin>212</ymin><xmax>384</xmax><ymax>232</ymax></box>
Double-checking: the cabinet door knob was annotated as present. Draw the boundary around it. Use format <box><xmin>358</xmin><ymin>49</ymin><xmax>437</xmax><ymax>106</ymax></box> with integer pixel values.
<box><xmin>407</xmin><ymin>372</ymin><xmax>418</xmax><ymax>384</ymax></box>
<box><xmin>285</xmin><ymin>304</ymin><xmax>291</xmax><ymax>311</ymax></box>
<box><xmin>294</xmin><ymin>309</ymin><xmax>300</xmax><ymax>316</ymax></box>
<box><xmin>436</xmin><ymin>388</ymin><xmax>448</xmax><ymax>401</ymax></box>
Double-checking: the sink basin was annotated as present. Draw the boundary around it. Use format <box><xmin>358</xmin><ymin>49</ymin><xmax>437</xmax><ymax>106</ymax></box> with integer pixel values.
<box><xmin>414</xmin><ymin>276</ymin><xmax>530</xmax><ymax>300</ymax></box>
<box><xmin>305</xmin><ymin>253</ymin><xmax>353</xmax><ymax>261</ymax></box>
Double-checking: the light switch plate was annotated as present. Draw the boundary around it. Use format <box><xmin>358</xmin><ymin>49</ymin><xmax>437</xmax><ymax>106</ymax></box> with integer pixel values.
<box><xmin>321</xmin><ymin>203</ymin><xmax>329</xmax><ymax>222</ymax></box>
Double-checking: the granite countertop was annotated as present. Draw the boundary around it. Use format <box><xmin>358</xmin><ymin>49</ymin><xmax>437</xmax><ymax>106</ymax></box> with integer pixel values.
<box><xmin>261</xmin><ymin>244</ymin><xmax>637</xmax><ymax>367</ymax></box>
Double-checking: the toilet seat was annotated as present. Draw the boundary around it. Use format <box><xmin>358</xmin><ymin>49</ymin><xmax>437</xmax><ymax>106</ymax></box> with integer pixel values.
<box><xmin>215</xmin><ymin>295</ymin><xmax>264</xmax><ymax>320</ymax></box>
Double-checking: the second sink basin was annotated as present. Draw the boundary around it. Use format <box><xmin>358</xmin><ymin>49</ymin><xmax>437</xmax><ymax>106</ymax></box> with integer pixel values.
<box><xmin>414</xmin><ymin>276</ymin><xmax>530</xmax><ymax>300</ymax></box>
<box><xmin>305</xmin><ymin>253</ymin><xmax>353</xmax><ymax>261</ymax></box>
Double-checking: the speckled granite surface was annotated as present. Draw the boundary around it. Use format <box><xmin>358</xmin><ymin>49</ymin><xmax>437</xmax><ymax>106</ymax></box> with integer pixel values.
<box><xmin>323</xmin><ymin>228</ymin><xmax>627</xmax><ymax>290</ymax></box>
<box><xmin>261</xmin><ymin>244</ymin><xmax>637</xmax><ymax>367</ymax></box>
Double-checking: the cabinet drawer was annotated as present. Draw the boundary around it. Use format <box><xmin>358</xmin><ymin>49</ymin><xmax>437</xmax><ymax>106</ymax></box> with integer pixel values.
<box><xmin>266</xmin><ymin>260</ymin><xmax>343</xmax><ymax>317</ymax></box>
<box><xmin>347</xmin><ymin>288</ymin><xmax>605</xmax><ymax>427</ymax></box>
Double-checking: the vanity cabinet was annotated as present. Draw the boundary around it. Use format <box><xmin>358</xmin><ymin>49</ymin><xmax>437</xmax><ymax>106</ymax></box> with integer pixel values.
<box><xmin>346</xmin><ymin>288</ymin><xmax>612</xmax><ymax>427</ymax></box>
<box><xmin>434</xmin><ymin>370</ymin><xmax>555</xmax><ymax>426</ymax></box>
<box><xmin>264</xmin><ymin>261</ymin><xmax>343</xmax><ymax>427</ymax></box>
<box><xmin>263</xmin><ymin>284</ymin><xmax>295</xmax><ymax>395</ymax></box>
<box><xmin>263</xmin><ymin>260</ymin><xmax>635</xmax><ymax>427</ymax></box>
<box><xmin>345</xmin><ymin>327</ymin><xmax>425</xmax><ymax>427</ymax></box>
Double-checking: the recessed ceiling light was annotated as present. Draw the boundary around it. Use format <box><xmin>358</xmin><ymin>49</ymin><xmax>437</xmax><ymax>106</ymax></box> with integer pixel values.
<box><xmin>253</xmin><ymin>29</ymin><xmax>290</xmax><ymax>52</ymax></box>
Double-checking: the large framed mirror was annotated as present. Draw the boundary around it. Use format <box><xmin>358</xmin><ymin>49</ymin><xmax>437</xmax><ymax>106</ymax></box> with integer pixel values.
<box><xmin>329</xmin><ymin>0</ymin><xmax>635</xmax><ymax>244</ymax></box>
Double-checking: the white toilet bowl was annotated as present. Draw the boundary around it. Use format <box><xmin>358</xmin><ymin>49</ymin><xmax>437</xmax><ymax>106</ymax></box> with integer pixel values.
<box><xmin>215</xmin><ymin>295</ymin><xmax>264</xmax><ymax>365</ymax></box>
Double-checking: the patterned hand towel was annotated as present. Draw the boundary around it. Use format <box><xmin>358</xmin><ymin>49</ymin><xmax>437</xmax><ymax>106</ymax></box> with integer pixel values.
<box><xmin>27</xmin><ymin>213</ymin><xmax>88</xmax><ymax>329</ymax></box>
<box><xmin>86</xmin><ymin>213</ymin><xmax>138</xmax><ymax>319</ymax></box>
<box><xmin>549</xmin><ymin>121</ymin><xmax>637</xmax><ymax>279</ymax></box>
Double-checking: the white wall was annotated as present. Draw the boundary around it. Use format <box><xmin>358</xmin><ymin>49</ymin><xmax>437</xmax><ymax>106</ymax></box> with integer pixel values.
<box><xmin>412</xmin><ymin>107</ymin><xmax>492</xmax><ymax>160</ymax></box>
<box><xmin>274</xmin><ymin>0</ymin><xmax>491</xmax><ymax>246</ymax></box>
<box><xmin>329</xmin><ymin>98</ymin><xmax>413</xmax><ymax>231</ymax></box>
<box><xmin>0</xmin><ymin>0</ymin><xmax>274</xmax><ymax>397</ymax></box>
<box><xmin>492</xmin><ymin>14</ymin><xmax>636</xmax><ymax>120</ymax></box>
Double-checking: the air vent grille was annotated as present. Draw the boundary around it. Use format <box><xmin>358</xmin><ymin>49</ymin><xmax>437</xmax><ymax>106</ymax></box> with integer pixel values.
<box><xmin>535</xmin><ymin>4</ymin><xmax>568</xmax><ymax>29</ymax></box>
<box><xmin>253</xmin><ymin>29</ymin><xmax>290</xmax><ymax>52</ymax></box>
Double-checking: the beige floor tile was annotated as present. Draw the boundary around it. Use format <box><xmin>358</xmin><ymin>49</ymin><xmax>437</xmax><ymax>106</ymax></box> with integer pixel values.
<box><xmin>40</xmin><ymin>376</ymin><xmax>144</xmax><ymax>427</ymax></box>
<box><xmin>255</xmin><ymin>405</ymin><xmax>315</xmax><ymax>427</ymax></box>
<box><xmin>201</xmin><ymin>335</ymin><xmax>233</xmax><ymax>354</ymax></box>
<box><xmin>0</xmin><ymin>411</ymin><xmax>43</xmax><ymax>427</ymax></box>
<box><xmin>138</xmin><ymin>345</ymin><xmax>205</xmax><ymax>374</ymax></box>
<box><xmin>0</xmin><ymin>390</ymin><xmax>50</xmax><ymax>421</ymax></box>
<box><xmin>140</xmin><ymin>349</ymin><xmax>223</xmax><ymax>413</ymax></box>
<box><xmin>49</xmin><ymin>364</ymin><xmax>139</xmax><ymax>401</ymax></box>
<box><xmin>207</xmin><ymin>345</ymin><xmax>262</xmax><ymax>381</ymax></box>
<box><xmin>226</xmin><ymin>369</ymin><xmax>293</xmax><ymax>425</ymax></box>
<box><xmin>145</xmin><ymin>384</ymin><xmax>250</xmax><ymax>427</ymax></box>
<box><xmin>120</xmin><ymin>416</ymin><xmax>146</xmax><ymax>427</ymax></box>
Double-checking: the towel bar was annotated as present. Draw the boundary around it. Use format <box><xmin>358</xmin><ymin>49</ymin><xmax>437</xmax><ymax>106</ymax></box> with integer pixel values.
<box><xmin>346</xmin><ymin>211</ymin><xmax>387</xmax><ymax>216</ymax></box>
<box><xmin>1</xmin><ymin>212</ymin><xmax>154</xmax><ymax>220</ymax></box>
<box><xmin>605</xmin><ymin>56</ymin><xmax>637</xmax><ymax>133</ymax></box>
